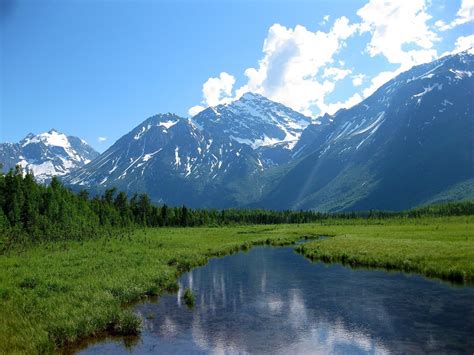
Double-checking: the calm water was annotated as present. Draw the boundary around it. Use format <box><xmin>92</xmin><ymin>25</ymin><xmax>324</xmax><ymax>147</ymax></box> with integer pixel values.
<box><xmin>80</xmin><ymin>246</ymin><xmax>474</xmax><ymax>354</ymax></box>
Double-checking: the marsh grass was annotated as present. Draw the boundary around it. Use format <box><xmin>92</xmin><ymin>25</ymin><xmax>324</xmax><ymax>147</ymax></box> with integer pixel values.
<box><xmin>1</xmin><ymin>217</ymin><xmax>473</xmax><ymax>353</ymax></box>
<box><xmin>183</xmin><ymin>288</ymin><xmax>195</xmax><ymax>308</ymax></box>
<box><xmin>296</xmin><ymin>216</ymin><xmax>474</xmax><ymax>284</ymax></box>
<box><xmin>0</xmin><ymin>224</ymin><xmax>312</xmax><ymax>353</ymax></box>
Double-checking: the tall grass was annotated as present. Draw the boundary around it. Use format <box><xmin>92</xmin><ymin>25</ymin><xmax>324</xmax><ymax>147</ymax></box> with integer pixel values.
<box><xmin>1</xmin><ymin>217</ymin><xmax>473</xmax><ymax>353</ymax></box>
<box><xmin>296</xmin><ymin>216</ymin><xmax>474</xmax><ymax>283</ymax></box>
<box><xmin>0</xmin><ymin>224</ymin><xmax>313</xmax><ymax>353</ymax></box>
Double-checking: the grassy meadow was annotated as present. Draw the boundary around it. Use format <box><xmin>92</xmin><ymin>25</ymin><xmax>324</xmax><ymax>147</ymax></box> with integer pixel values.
<box><xmin>1</xmin><ymin>216</ymin><xmax>473</xmax><ymax>353</ymax></box>
<box><xmin>296</xmin><ymin>216</ymin><xmax>474</xmax><ymax>283</ymax></box>
<box><xmin>0</xmin><ymin>224</ymin><xmax>316</xmax><ymax>353</ymax></box>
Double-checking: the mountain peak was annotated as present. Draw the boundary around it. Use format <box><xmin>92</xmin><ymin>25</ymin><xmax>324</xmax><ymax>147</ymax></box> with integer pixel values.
<box><xmin>2</xmin><ymin>130</ymin><xmax>99</xmax><ymax>183</ymax></box>
<box><xmin>240</xmin><ymin>92</ymin><xmax>267</xmax><ymax>101</ymax></box>
<box><xmin>192</xmin><ymin>91</ymin><xmax>312</xmax><ymax>150</ymax></box>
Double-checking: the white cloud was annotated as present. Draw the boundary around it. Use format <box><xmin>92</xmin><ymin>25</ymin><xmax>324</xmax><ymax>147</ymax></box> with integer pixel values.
<box><xmin>453</xmin><ymin>34</ymin><xmax>474</xmax><ymax>52</ymax></box>
<box><xmin>441</xmin><ymin>34</ymin><xmax>474</xmax><ymax>56</ymax></box>
<box><xmin>188</xmin><ymin>0</ymin><xmax>459</xmax><ymax>118</ymax></box>
<box><xmin>362</xmin><ymin>70</ymin><xmax>400</xmax><ymax>98</ymax></box>
<box><xmin>187</xmin><ymin>72</ymin><xmax>236</xmax><ymax>116</ymax></box>
<box><xmin>434</xmin><ymin>19</ymin><xmax>446</xmax><ymax>29</ymax></box>
<box><xmin>351</xmin><ymin>74</ymin><xmax>366</xmax><ymax>87</ymax></box>
<box><xmin>188</xmin><ymin>105</ymin><xmax>206</xmax><ymax>116</ymax></box>
<box><xmin>357</xmin><ymin>0</ymin><xmax>439</xmax><ymax>70</ymax></box>
<box><xmin>436</xmin><ymin>0</ymin><xmax>474</xmax><ymax>30</ymax></box>
<box><xmin>98</xmin><ymin>137</ymin><xmax>107</xmax><ymax>143</ymax></box>
<box><xmin>236</xmin><ymin>18</ymin><xmax>359</xmax><ymax>115</ymax></box>
<box><xmin>323</xmin><ymin>67</ymin><xmax>352</xmax><ymax>81</ymax></box>
<box><xmin>318</xmin><ymin>93</ymin><xmax>363</xmax><ymax>116</ymax></box>
<box><xmin>202</xmin><ymin>72</ymin><xmax>236</xmax><ymax>107</ymax></box>
<box><xmin>189</xmin><ymin>17</ymin><xmax>359</xmax><ymax>117</ymax></box>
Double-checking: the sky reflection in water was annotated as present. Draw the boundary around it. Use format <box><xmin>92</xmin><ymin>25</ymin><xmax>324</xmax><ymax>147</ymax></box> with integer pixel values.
<box><xmin>81</xmin><ymin>246</ymin><xmax>474</xmax><ymax>354</ymax></box>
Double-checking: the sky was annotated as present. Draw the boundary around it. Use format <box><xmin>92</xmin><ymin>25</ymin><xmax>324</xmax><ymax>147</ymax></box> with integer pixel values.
<box><xmin>1</xmin><ymin>0</ymin><xmax>473</xmax><ymax>152</ymax></box>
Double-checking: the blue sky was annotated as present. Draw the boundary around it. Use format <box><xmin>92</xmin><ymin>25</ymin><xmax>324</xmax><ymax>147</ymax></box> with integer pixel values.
<box><xmin>1</xmin><ymin>0</ymin><xmax>473</xmax><ymax>152</ymax></box>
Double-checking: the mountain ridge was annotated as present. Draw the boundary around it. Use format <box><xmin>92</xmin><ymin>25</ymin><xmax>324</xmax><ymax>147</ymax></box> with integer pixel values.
<box><xmin>0</xmin><ymin>129</ymin><xmax>99</xmax><ymax>182</ymax></box>
<box><xmin>4</xmin><ymin>50</ymin><xmax>473</xmax><ymax>211</ymax></box>
<box><xmin>258</xmin><ymin>50</ymin><xmax>474</xmax><ymax>211</ymax></box>
<box><xmin>62</xmin><ymin>94</ymin><xmax>315</xmax><ymax>207</ymax></box>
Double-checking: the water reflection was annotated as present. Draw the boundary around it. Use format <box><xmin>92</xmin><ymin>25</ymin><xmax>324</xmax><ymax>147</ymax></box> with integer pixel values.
<box><xmin>81</xmin><ymin>246</ymin><xmax>474</xmax><ymax>354</ymax></box>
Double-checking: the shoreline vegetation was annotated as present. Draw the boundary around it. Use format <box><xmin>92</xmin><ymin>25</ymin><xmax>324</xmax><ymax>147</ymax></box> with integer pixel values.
<box><xmin>0</xmin><ymin>226</ymin><xmax>314</xmax><ymax>353</ymax></box>
<box><xmin>1</xmin><ymin>219</ymin><xmax>473</xmax><ymax>354</ymax></box>
<box><xmin>0</xmin><ymin>168</ymin><xmax>473</xmax><ymax>353</ymax></box>
<box><xmin>295</xmin><ymin>217</ymin><xmax>474</xmax><ymax>284</ymax></box>
<box><xmin>1</xmin><ymin>167</ymin><xmax>474</xmax><ymax>251</ymax></box>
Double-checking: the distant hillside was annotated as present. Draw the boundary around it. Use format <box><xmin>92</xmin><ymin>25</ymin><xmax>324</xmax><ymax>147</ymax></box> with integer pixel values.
<box><xmin>259</xmin><ymin>50</ymin><xmax>474</xmax><ymax>211</ymax></box>
<box><xmin>0</xmin><ymin>129</ymin><xmax>98</xmax><ymax>183</ymax></box>
<box><xmin>62</xmin><ymin>50</ymin><xmax>474</xmax><ymax>211</ymax></box>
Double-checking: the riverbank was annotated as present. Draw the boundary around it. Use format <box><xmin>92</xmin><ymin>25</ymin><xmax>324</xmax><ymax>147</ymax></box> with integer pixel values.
<box><xmin>0</xmin><ymin>224</ymin><xmax>315</xmax><ymax>353</ymax></box>
<box><xmin>1</xmin><ymin>217</ymin><xmax>473</xmax><ymax>353</ymax></box>
<box><xmin>296</xmin><ymin>216</ymin><xmax>474</xmax><ymax>284</ymax></box>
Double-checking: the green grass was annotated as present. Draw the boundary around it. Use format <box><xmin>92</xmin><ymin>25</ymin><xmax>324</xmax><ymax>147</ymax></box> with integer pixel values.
<box><xmin>183</xmin><ymin>288</ymin><xmax>195</xmax><ymax>307</ymax></box>
<box><xmin>296</xmin><ymin>216</ymin><xmax>474</xmax><ymax>283</ymax></box>
<box><xmin>1</xmin><ymin>217</ymin><xmax>473</xmax><ymax>353</ymax></box>
<box><xmin>0</xmin><ymin>224</ymin><xmax>316</xmax><ymax>353</ymax></box>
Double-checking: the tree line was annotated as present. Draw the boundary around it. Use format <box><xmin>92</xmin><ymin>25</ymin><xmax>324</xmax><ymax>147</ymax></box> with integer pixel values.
<box><xmin>1</xmin><ymin>166</ymin><xmax>473</xmax><ymax>248</ymax></box>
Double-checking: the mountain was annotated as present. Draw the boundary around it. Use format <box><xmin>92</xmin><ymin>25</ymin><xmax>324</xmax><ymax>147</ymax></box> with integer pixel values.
<box><xmin>259</xmin><ymin>50</ymin><xmax>474</xmax><ymax>211</ymax></box>
<box><xmin>64</xmin><ymin>50</ymin><xmax>473</xmax><ymax>210</ymax></box>
<box><xmin>63</xmin><ymin>96</ymin><xmax>312</xmax><ymax>207</ymax></box>
<box><xmin>0</xmin><ymin>129</ymin><xmax>99</xmax><ymax>183</ymax></box>
<box><xmin>194</xmin><ymin>92</ymin><xmax>311</xmax><ymax>149</ymax></box>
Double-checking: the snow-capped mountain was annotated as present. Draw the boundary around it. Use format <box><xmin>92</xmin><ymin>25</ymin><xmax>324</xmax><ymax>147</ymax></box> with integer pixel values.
<box><xmin>64</xmin><ymin>95</ymin><xmax>312</xmax><ymax>207</ymax></box>
<box><xmin>259</xmin><ymin>49</ymin><xmax>474</xmax><ymax>211</ymax></box>
<box><xmin>193</xmin><ymin>92</ymin><xmax>312</xmax><ymax>150</ymax></box>
<box><xmin>0</xmin><ymin>129</ymin><xmax>99</xmax><ymax>183</ymax></box>
<box><xmin>64</xmin><ymin>50</ymin><xmax>473</xmax><ymax>210</ymax></box>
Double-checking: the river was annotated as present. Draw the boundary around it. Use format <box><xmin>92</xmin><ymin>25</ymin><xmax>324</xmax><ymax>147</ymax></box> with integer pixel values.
<box><xmin>80</xmin><ymin>245</ymin><xmax>474</xmax><ymax>354</ymax></box>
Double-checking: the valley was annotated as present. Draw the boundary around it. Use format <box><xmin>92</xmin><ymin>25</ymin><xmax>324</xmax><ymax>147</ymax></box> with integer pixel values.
<box><xmin>1</xmin><ymin>217</ymin><xmax>473</xmax><ymax>353</ymax></box>
<box><xmin>3</xmin><ymin>51</ymin><xmax>472</xmax><ymax>211</ymax></box>
<box><xmin>2</xmin><ymin>2</ymin><xmax>474</xmax><ymax>354</ymax></box>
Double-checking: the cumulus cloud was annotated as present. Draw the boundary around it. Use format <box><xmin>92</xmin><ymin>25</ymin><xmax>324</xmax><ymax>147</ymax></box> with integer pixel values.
<box><xmin>188</xmin><ymin>105</ymin><xmax>206</xmax><ymax>116</ymax></box>
<box><xmin>236</xmin><ymin>17</ymin><xmax>359</xmax><ymax>115</ymax></box>
<box><xmin>201</xmin><ymin>72</ymin><xmax>236</xmax><ymax>107</ymax></box>
<box><xmin>188</xmin><ymin>0</ymin><xmax>463</xmax><ymax>118</ymax></box>
<box><xmin>319</xmin><ymin>93</ymin><xmax>363</xmax><ymax>116</ymax></box>
<box><xmin>440</xmin><ymin>34</ymin><xmax>474</xmax><ymax>57</ymax></box>
<box><xmin>362</xmin><ymin>70</ymin><xmax>400</xmax><ymax>98</ymax></box>
<box><xmin>188</xmin><ymin>17</ymin><xmax>360</xmax><ymax>117</ymax></box>
<box><xmin>323</xmin><ymin>67</ymin><xmax>352</xmax><ymax>81</ymax></box>
<box><xmin>98</xmin><ymin>137</ymin><xmax>107</xmax><ymax>143</ymax></box>
<box><xmin>352</xmin><ymin>0</ymin><xmax>442</xmax><ymax>98</ymax></box>
<box><xmin>188</xmin><ymin>72</ymin><xmax>236</xmax><ymax>116</ymax></box>
<box><xmin>351</xmin><ymin>74</ymin><xmax>366</xmax><ymax>87</ymax></box>
<box><xmin>453</xmin><ymin>34</ymin><xmax>474</xmax><ymax>52</ymax></box>
<box><xmin>436</xmin><ymin>0</ymin><xmax>474</xmax><ymax>31</ymax></box>
<box><xmin>357</xmin><ymin>0</ymin><xmax>439</xmax><ymax>69</ymax></box>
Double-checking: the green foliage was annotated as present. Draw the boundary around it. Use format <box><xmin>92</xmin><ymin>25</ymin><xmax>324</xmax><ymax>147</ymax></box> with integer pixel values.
<box><xmin>183</xmin><ymin>288</ymin><xmax>195</xmax><ymax>307</ymax></box>
<box><xmin>0</xmin><ymin>217</ymin><xmax>473</xmax><ymax>353</ymax></box>
<box><xmin>296</xmin><ymin>217</ymin><xmax>474</xmax><ymax>284</ymax></box>
<box><xmin>2</xmin><ymin>165</ymin><xmax>474</xmax><ymax>250</ymax></box>
<box><xmin>0</xmin><ymin>224</ymin><xmax>309</xmax><ymax>353</ymax></box>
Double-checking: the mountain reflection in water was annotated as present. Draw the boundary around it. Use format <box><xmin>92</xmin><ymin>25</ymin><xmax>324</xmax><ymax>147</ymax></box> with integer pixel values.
<box><xmin>81</xmin><ymin>246</ymin><xmax>474</xmax><ymax>354</ymax></box>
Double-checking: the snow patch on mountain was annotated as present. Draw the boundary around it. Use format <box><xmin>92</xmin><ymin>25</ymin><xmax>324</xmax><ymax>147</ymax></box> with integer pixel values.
<box><xmin>1</xmin><ymin>129</ymin><xmax>99</xmax><ymax>183</ymax></box>
<box><xmin>193</xmin><ymin>92</ymin><xmax>312</xmax><ymax>151</ymax></box>
<box><xmin>158</xmin><ymin>120</ymin><xmax>178</xmax><ymax>129</ymax></box>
